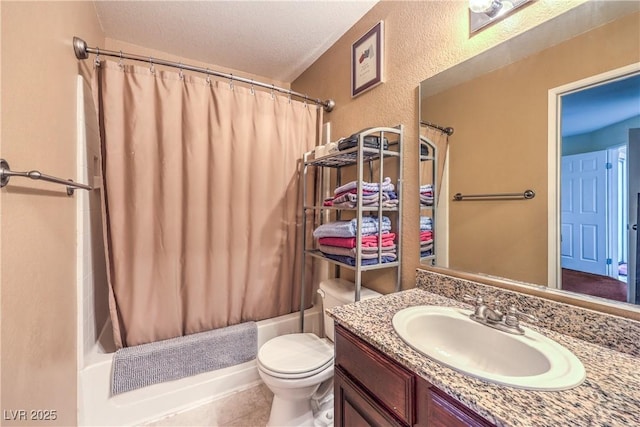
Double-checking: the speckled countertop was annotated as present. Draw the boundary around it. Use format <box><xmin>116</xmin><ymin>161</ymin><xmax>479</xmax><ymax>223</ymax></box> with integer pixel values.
<box><xmin>327</xmin><ymin>286</ymin><xmax>640</xmax><ymax>426</ymax></box>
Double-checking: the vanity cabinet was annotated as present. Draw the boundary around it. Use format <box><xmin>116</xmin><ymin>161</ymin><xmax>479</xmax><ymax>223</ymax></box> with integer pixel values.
<box><xmin>334</xmin><ymin>324</ymin><xmax>494</xmax><ymax>427</ymax></box>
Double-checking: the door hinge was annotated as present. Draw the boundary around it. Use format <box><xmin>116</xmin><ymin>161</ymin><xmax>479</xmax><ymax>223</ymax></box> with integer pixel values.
<box><xmin>606</xmin><ymin>258</ymin><xmax>612</xmax><ymax>265</ymax></box>
<box><xmin>606</xmin><ymin>162</ymin><xmax>613</xmax><ymax>169</ymax></box>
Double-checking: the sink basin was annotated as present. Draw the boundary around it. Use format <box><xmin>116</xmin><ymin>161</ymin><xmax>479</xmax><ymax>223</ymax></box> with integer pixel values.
<box><xmin>392</xmin><ymin>306</ymin><xmax>586</xmax><ymax>391</ymax></box>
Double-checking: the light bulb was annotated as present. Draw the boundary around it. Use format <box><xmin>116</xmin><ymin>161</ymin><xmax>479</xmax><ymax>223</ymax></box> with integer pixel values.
<box><xmin>500</xmin><ymin>1</ymin><xmax>514</xmax><ymax>12</ymax></box>
<box><xmin>469</xmin><ymin>0</ymin><xmax>496</xmax><ymax>13</ymax></box>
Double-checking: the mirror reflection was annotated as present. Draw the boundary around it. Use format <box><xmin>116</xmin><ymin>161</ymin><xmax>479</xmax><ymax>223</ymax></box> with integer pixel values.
<box><xmin>419</xmin><ymin>4</ymin><xmax>640</xmax><ymax>307</ymax></box>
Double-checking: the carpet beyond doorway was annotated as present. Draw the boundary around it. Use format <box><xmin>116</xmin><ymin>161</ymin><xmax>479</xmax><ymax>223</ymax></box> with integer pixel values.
<box><xmin>561</xmin><ymin>269</ymin><xmax>627</xmax><ymax>302</ymax></box>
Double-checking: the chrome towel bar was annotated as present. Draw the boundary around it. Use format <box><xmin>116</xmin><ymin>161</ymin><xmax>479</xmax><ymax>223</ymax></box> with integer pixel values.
<box><xmin>453</xmin><ymin>189</ymin><xmax>535</xmax><ymax>201</ymax></box>
<box><xmin>0</xmin><ymin>158</ymin><xmax>92</xmax><ymax>196</ymax></box>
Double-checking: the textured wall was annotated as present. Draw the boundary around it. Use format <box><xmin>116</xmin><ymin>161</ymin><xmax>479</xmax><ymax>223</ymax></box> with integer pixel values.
<box><xmin>0</xmin><ymin>2</ymin><xmax>104</xmax><ymax>425</ymax></box>
<box><xmin>292</xmin><ymin>0</ymin><xmax>590</xmax><ymax>293</ymax></box>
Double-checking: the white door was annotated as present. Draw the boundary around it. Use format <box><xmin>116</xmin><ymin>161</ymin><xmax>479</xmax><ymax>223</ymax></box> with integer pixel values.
<box><xmin>561</xmin><ymin>150</ymin><xmax>608</xmax><ymax>275</ymax></box>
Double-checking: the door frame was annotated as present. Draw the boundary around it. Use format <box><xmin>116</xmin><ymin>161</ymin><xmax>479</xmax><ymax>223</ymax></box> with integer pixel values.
<box><xmin>548</xmin><ymin>63</ymin><xmax>640</xmax><ymax>289</ymax></box>
<box><xmin>607</xmin><ymin>145</ymin><xmax>626</xmax><ymax>279</ymax></box>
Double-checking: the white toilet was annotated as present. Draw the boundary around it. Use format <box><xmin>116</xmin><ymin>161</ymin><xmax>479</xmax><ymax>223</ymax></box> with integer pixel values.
<box><xmin>257</xmin><ymin>278</ymin><xmax>381</xmax><ymax>427</ymax></box>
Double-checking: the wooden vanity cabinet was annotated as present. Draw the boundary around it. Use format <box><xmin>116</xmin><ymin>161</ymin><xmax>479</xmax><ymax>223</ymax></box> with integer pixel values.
<box><xmin>334</xmin><ymin>324</ymin><xmax>494</xmax><ymax>427</ymax></box>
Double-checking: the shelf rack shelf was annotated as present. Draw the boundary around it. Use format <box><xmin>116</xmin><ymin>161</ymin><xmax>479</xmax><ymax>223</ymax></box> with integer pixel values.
<box><xmin>300</xmin><ymin>125</ymin><xmax>404</xmax><ymax>330</ymax></box>
<box><xmin>419</xmin><ymin>135</ymin><xmax>437</xmax><ymax>266</ymax></box>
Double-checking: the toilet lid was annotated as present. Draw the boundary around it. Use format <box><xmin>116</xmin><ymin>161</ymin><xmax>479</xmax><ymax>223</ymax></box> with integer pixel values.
<box><xmin>258</xmin><ymin>333</ymin><xmax>334</xmax><ymax>375</ymax></box>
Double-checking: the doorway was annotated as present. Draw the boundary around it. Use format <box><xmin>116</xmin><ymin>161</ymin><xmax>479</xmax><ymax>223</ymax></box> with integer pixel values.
<box><xmin>552</xmin><ymin>67</ymin><xmax>640</xmax><ymax>304</ymax></box>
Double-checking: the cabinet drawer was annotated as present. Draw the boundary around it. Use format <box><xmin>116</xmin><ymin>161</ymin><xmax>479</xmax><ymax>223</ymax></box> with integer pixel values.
<box><xmin>335</xmin><ymin>325</ymin><xmax>414</xmax><ymax>425</ymax></box>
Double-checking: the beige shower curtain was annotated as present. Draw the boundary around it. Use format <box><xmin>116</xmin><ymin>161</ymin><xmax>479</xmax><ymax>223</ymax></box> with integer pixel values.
<box><xmin>93</xmin><ymin>61</ymin><xmax>320</xmax><ymax>348</ymax></box>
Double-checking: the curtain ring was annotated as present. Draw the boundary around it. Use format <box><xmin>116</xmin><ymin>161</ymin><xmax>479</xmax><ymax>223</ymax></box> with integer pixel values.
<box><xmin>304</xmin><ymin>94</ymin><xmax>308</xmax><ymax>108</ymax></box>
<box><xmin>149</xmin><ymin>57</ymin><xmax>155</xmax><ymax>75</ymax></box>
<box><xmin>250</xmin><ymin>80</ymin><xmax>255</xmax><ymax>95</ymax></box>
<box><xmin>205</xmin><ymin>68</ymin><xmax>211</xmax><ymax>86</ymax></box>
<box><xmin>94</xmin><ymin>47</ymin><xmax>101</xmax><ymax>67</ymax></box>
<box><xmin>118</xmin><ymin>50</ymin><xmax>124</xmax><ymax>70</ymax></box>
<box><xmin>270</xmin><ymin>85</ymin><xmax>275</xmax><ymax>99</ymax></box>
<box><xmin>288</xmin><ymin>90</ymin><xmax>292</xmax><ymax>104</ymax></box>
<box><xmin>229</xmin><ymin>74</ymin><xmax>234</xmax><ymax>90</ymax></box>
<box><xmin>178</xmin><ymin>62</ymin><xmax>184</xmax><ymax>80</ymax></box>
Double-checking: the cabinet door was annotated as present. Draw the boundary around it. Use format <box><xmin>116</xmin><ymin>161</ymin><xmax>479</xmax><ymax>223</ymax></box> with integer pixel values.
<box><xmin>415</xmin><ymin>376</ymin><xmax>494</xmax><ymax>427</ymax></box>
<box><xmin>335</xmin><ymin>367</ymin><xmax>405</xmax><ymax>427</ymax></box>
<box><xmin>335</xmin><ymin>326</ymin><xmax>414</xmax><ymax>424</ymax></box>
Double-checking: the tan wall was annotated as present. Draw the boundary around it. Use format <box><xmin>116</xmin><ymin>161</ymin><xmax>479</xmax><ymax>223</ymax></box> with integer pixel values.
<box><xmin>424</xmin><ymin>12</ymin><xmax>639</xmax><ymax>285</ymax></box>
<box><xmin>0</xmin><ymin>2</ymin><xmax>104</xmax><ymax>425</ymax></box>
<box><xmin>292</xmin><ymin>0</ymin><xmax>590</xmax><ymax>293</ymax></box>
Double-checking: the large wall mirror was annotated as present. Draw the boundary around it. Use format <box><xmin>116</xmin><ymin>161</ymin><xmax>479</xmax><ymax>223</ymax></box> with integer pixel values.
<box><xmin>419</xmin><ymin>1</ymin><xmax>640</xmax><ymax>312</ymax></box>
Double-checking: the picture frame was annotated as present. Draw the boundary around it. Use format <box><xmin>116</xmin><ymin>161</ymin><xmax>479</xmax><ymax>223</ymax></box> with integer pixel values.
<box><xmin>351</xmin><ymin>21</ymin><xmax>384</xmax><ymax>98</ymax></box>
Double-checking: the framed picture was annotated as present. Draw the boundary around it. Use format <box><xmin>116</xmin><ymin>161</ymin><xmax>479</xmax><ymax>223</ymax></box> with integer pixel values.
<box><xmin>351</xmin><ymin>21</ymin><xmax>384</xmax><ymax>97</ymax></box>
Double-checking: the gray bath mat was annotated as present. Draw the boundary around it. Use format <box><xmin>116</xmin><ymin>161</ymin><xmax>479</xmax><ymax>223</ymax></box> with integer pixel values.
<box><xmin>111</xmin><ymin>321</ymin><xmax>257</xmax><ymax>395</ymax></box>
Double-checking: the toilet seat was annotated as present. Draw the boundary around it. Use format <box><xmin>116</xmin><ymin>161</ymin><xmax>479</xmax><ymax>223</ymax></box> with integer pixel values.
<box><xmin>258</xmin><ymin>333</ymin><xmax>334</xmax><ymax>380</ymax></box>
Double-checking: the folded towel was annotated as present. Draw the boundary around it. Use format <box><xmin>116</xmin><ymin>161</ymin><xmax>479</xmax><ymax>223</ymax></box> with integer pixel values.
<box><xmin>333</xmin><ymin>188</ymin><xmax>379</xmax><ymax>198</ymax></box>
<box><xmin>322</xmin><ymin>253</ymin><xmax>397</xmax><ymax>266</ymax></box>
<box><xmin>313</xmin><ymin>217</ymin><xmax>392</xmax><ymax>239</ymax></box>
<box><xmin>420</xmin><ymin>231</ymin><xmax>433</xmax><ymax>241</ymax></box>
<box><xmin>318</xmin><ymin>233</ymin><xmax>396</xmax><ymax>249</ymax></box>
<box><xmin>420</xmin><ymin>216</ymin><xmax>433</xmax><ymax>231</ymax></box>
<box><xmin>420</xmin><ymin>194</ymin><xmax>434</xmax><ymax>206</ymax></box>
<box><xmin>420</xmin><ymin>184</ymin><xmax>433</xmax><ymax>192</ymax></box>
<box><xmin>334</xmin><ymin>177</ymin><xmax>394</xmax><ymax>195</ymax></box>
<box><xmin>337</xmin><ymin>133</ymin><xmax>389</xmax><ymax>151</ymax></box>
<box><xmin>333</xmin><ymin>191</ymin><xmax>391</xmax><ymax>204</ymax></box>
<box><xmin>332</xmin><ymin>192</ymin><xmax>399</xmax><ymax>209</ymax></box>
<box><xmin>333</xmin><ymin>190</ymin><xmax>398</xmax><ymax>208</ymax></box>
<box><xmin>319</xmin><ymin>244</ymin><xmax>397</xmax><ymax>258</ymax></box>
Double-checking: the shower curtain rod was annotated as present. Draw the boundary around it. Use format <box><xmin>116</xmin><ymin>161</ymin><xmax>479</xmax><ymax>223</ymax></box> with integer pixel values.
<box><xmin>420</xmin><ymin>121</ymin><xmax>454</xmax><ymax>136</ymax></box>
<box><xmin>73</xmin><ymin>37</ymin><xmax>335</xmax><ymax>112</ymax></box>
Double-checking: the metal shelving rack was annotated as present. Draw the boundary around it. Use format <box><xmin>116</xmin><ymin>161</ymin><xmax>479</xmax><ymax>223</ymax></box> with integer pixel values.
<box><xmin>300</xmin><ymin>125</ymin><xmax>404</xmax><ymax>330</ymax></box>
<box><xmin>419</xmin><ymin>135</ymin><xmax>437</xmax><ymax>265</ymax></box>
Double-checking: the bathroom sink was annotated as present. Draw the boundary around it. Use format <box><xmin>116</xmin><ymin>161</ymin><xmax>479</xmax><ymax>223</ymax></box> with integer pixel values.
<box><xmin>392</xmin><ymin>306</ymin><xmax>586</xmax><ymax>391</ymax></box>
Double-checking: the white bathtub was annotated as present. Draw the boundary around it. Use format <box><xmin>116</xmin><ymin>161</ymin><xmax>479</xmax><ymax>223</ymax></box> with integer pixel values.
<box><xmin>79</xmin><ymin>307</ymin><xmax>323</xmax><ymax>426</ymax></box>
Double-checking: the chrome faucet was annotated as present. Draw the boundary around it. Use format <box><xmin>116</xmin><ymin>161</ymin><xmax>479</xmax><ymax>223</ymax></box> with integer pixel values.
<box><xmin>465</xmin><ymin>296</ymin><xmax>503</xmax><ymax>323</ymax></box>
<box><xmin>464</xmin><ymin>295</ymin><xmax>537</xmax><ymax>335</ymax></box>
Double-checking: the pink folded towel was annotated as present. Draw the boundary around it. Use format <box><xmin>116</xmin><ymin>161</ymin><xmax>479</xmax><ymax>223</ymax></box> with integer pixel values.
<box><xmin>318</xmin><ymin>232</ymin><xmax>396</xmax><ymax>249</ymax></box>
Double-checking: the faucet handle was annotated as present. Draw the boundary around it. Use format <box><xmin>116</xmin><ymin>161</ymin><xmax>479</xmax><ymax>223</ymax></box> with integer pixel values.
<box><xmin>504</xmin><ymin>306</ymin><xmax>537</xmax><ymax>327</ymax></box>
<box><xmin>463</xmin><ymin>294</ymin><xmax>483</xmax><ymax>306</ymax></box>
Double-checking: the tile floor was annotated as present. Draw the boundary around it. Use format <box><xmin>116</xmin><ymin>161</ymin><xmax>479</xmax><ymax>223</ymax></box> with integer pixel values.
<box><xmin>142</xmin><ymin>383</ymin><xmax>273</xmax><ymax>427</ymax></box>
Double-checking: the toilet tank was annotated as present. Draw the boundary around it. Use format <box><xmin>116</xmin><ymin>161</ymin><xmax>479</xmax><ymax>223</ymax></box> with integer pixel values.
<box><xmin>318</xmin><ymin>278</ymin><xmax>381</xmax><ymax>342</ymax></box>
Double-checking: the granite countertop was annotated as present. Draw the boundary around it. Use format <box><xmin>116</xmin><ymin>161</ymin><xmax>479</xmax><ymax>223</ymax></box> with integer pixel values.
<box><xmin>327</xmin><ymin>288</ymin><xmax>640</xmax><ymax>427</ymax></box>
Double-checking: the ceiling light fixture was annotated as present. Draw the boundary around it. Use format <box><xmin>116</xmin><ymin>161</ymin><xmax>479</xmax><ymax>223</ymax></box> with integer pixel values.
<box><xmin>469</xmin><ymin>0</ymin><xmax>531</xmax><ymax>34</ymax></box>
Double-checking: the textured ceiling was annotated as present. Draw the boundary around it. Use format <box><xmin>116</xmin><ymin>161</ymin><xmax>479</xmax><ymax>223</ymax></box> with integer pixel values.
<box><xmin>94</xmin><ymin>0</ymin><xmax>379</xmax><ymax>83</ymax></box>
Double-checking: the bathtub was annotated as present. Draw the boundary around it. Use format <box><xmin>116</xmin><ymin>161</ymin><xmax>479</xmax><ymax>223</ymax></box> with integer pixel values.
<box><xmin>79</xmin><ymin>306</ymin><xmax>323</xmax><ymax>426</ymax></box>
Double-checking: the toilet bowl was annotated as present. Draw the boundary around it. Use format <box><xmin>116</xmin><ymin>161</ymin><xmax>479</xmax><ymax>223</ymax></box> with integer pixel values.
<box><xmin>257</xmin><ymin>279</ymin><xmax>381</xmax><ymax>427</ymax></box>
